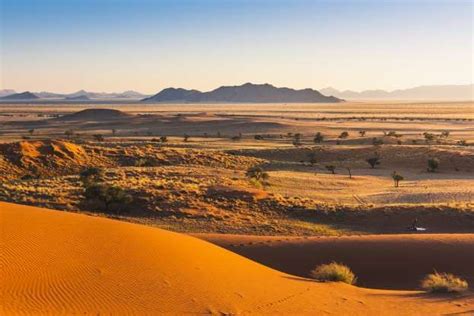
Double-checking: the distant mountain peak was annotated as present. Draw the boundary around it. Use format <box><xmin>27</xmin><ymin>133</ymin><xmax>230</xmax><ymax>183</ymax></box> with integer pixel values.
<box><xmin>143</xmin><ymin>83</ymin><xmax>342</xmax><ymax>103</ymax></box>
<box><xmin>0</xmin><ymin>91</ymin><xmax>39</xmax><ymax>100</ymax></box>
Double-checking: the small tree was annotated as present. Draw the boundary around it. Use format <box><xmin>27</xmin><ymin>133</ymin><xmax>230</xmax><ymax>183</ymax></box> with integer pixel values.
<box><xmin>358</xmin><ymin>130</ymin><xmax>366</xmax><ymax>137</ymax></box>
<box><xmin>28</xmin><ymin>129</ymin><xmax>35</xmax><ymax>135</ymax></box>
<box><xmin>183</xmin><ymin>134</ymin><xmax>190</xmax><ymax>142</ymax></box>
<box><xmin>325</xmin><ymin>165</ymin><xmax>336</xmax><ymax>174</ymax></box>
<box><xmin>427</xmin><ymin>158</ymin><xmax>440</xmax><ymax>172</ymax></box>
<box><xmin>313</xmin><ymin>132</ymin><xmax>324</xmax><ymax>143</ymax></box>
<box><xmin>366</xmin><ymin>157</ymin><xmax>380</xmax><ymax>169</ymax></box>
<box><xmin>391</xmin><ymin>171</ymin><xmax>404</xmax><ymax>187</ymax></box>
<box><xmin>160</xmin><ymin>136</ymin><xmax>168</xmax><ymax>143</ymax></box>
<box><xmin>308</xmin><ymin>152</ymin><xmax>317</xmax><ymax>165</ymax></box>
<box><xmin>346</xmin><ymin>167</ymin><xmax>352</xmax><ymax>179</ymax></box>
<box><xmin>339</xmin><ymin>131</ymin><xmax>349</xmax><ymax>139</ymax></box>
<box><xmin>441</xmin><ymin>131</ymin><xmax>450</xmax><ymax>138</ymax></box>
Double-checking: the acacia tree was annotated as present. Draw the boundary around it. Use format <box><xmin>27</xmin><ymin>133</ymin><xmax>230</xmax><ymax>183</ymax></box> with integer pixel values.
<box><xmin>313</xmin><ymin>132</ymin><xmax>324</xmax><ymax>144</ymax></box>
<box><xmin>366</xmin><ymin>157</ymin><xmax>381</xmax><ymax>169</ymax></box>
<box><xmin>246</xmin><ymin>166</ymin><xmax>270</xmax><ymax>187</ymax></box>
<box><xmin>325</xmin><ymin>165</ymin><xmax>336</xmax><ymax>174</ymax></box>
<box><xmin>392</xmin><ymin>171</ymin><xmax>404</xmax><ymax>187</ymax></box>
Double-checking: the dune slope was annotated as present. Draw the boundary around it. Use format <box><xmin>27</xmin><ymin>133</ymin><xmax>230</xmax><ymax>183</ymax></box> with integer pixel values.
<box><xmin>1</xmin><ymin>202</ymin><xmax>472</xmax><ymax>315</ymax></box>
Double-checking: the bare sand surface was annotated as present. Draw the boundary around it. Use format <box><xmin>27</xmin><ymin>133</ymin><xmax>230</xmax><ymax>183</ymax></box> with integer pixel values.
<box><xmin>1</xmin><ymin>202</ymin><xmax>473</xmax><ymax>315</ymax></box>
<box><xmin>199</xmin><ymin>233</ymin><xmax>474</xmax><ymax>290</ymax></box>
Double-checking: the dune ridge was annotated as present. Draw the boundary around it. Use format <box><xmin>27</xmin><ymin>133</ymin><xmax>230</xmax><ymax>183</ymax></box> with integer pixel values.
<box><xmin>1</xmin><ymin>202</ymin><xmax>473</xmax><ymax>315</ymax></box>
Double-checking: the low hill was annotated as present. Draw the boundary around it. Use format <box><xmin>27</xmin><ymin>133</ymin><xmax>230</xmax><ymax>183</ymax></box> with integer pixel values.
<box><xmin>0</xmin><ymin>91</ymin><xmax>39</xmax><ymax>100</ymax></box>
<box><xmin>2</xmin><ymin>202</ymin><xmax>472</xmax><ymax>314</ymax></box>
<box><xmin>57</xmin><ymin>108</ymin><xmax>132</xmax><ymax>121</ymax></box>
<box><xmin>143</xmin><ymin>83</ymin><xmax>342</xmax><ymax>103</ymax></box>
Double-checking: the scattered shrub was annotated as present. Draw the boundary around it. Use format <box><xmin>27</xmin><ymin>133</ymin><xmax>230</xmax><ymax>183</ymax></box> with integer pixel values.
<box><xmin>339</xmin><ymin>131</ymin><xmax>349</xmax><ymax>139</ymax></box>
<box><xmin>160</xmin><ymin>136</ymin><xmax>168</xmax><ymax>143</ymax></box>
<box><xmin>254</xmin><ymin>134</ymin><xmax>264</xmax><ymax>140</ymax></box>
<box><xmin>83</xmin><ymin>183</ymin><xmax>133</xmax><ymax>213</ymax></box>
<box><xmin>421</xmin><ymin>272</ymin><xmax>468</xmax><ymax>293</ymax></box>
<box><xmin>246</xmin><ymin>166</ymin><xmax>269</xmax><ymax>187</ymax></box>
<box><xmin>310</xmin><ymin>262</ymin><xmax>356</xmax><ymax>284</ymax></box>
<box><xmin>93</xmin><ymin>134</ymin><xmax>104</xmax><ymax>141</ymax></box>
<box><xmin>358</xmin><ymin>130</ymin><xmax>366</xmax><ymax>137</ymax></box>
<box><xmin>183</xmin><ymin>134</ymin><xmax>190</xmax><ymax>142</ymax></box>
<box><xmin>313</xmin><ymin>132</ymin><xmax>324</xmax><ymax>143</ymax></box>
<box><xmin>427</xmin><ymin>158</ymin><xmax>440</xmax><ymax>172</ymax></box>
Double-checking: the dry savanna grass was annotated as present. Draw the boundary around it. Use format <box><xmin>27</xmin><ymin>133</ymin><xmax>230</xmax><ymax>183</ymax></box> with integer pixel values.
<box><xmin>310</xmin><ymin>262</ymin><xmax>357</xmax><ymax>284</ymax></box>
<box><xmin>421</xmin><ymin>272</ymin><xmax>469</xmax><ymax>293</ymax></box>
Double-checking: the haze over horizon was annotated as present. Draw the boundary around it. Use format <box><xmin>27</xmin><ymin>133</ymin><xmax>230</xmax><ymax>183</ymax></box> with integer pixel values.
<box><xmin>1</xmin><ymin>0</ymin><xmax>473</xmax><ymax>94</ymax></box>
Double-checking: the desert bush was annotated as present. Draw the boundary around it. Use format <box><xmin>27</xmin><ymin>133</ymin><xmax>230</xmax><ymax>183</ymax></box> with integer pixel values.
<box><xmin>366</xmin><ymin>157</ymin><xmax>380</xmax><ymax>169</ymax></box>
<box><xmin>313</xmin><ymin>132</ymin><xmax>324</xmax><ymax>143</ymax></box>
<box><xmin>231</xmin><ymin>135</ymin><xmax>241</xmax><ymax>141</ymax></box>
<box><xmin>358</xmin><ymin>130</ymin><xmax>366</xmax><ymax>137</ymax></box>
<box><xmin>83</xmin><ymin>183</ymin><xmax>133</xmax><ymax>213</ymax></box>
<box><xmin>372</xmin><ymin>138</ymin><xmax>384</xmax><ymax>146</ymax></box>
<box><xmin>441</xmin><ymin>130</ymin><xmax>450</xmax><ymax>138</ymax></box>
<box><xmin>427</xmin><ymin>158</ymin><xmax>440</xmax><ymax>172</ymax></box>
<box><xmin>391</xmin><ymin>171</ymin><xmax>404</xmax><ymax>187</ymax></box>
<box><xmin>28</xmin><ymin>129</ymin><xmax>35</xmax><ymax>135</ymax></box>
<box><xmin>160</xmin><ymin>136</ymin><xmax>168</xmax><ymax>143</ymax></box>
<box><xmin>183</xmin><ymin>134</ymin><xmax>190</xmax><ymax>142</ymax></box>
<box><xmin>292</xmin><ymin>133</ymin><xmax>303</xmax><ymax>146</ymax></box>
<box><xmin>421</xmin><ymin>272</ymin><xmax>468</xmax><ymax>293</ymax></box>
<box><xmin>80</xmin><ymin>167</ymin><xmax>103</xmax><ymax>185</ymax></box>
<box><xmin>310</xmin><ymin>262</ymin><xmax>356</xmax><ymax>284</ymax></box>
<box><xmin>423</xmin><ymin>132</ymin><xmax>436</xmax><ymax>142</ymax></box>
<box><xmin>339</xmin><ymin>131</ymin><xmax>349</xmax><ymax>139</ymax></box>
<box><xmin>246</xmin><ymin>166</ymin><xmax>269</xmax><ymax>187</ymax></box>
<box><xmin>308</xmin><ymin>152</ymin><xmax>317</xmax><ymax>165</ymax></box>
<box><xmin>93</xmin><ymin>134</ymin><xmax>105</xmax><ymax>141</ymax></box>
<box><xmin>457</xmin><ymin>140</ymin><xmax>467</xmax><ymax>146</ymax></box>
<box><xmin>254</xmin><ymin>134</ymin><xmax>264</xmax><ymax>140</ymax></box>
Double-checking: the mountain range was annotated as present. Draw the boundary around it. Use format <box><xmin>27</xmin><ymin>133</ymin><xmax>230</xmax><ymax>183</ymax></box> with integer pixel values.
<box><xmin>1</xmin><ymin>84</ymin><xmax>472</xmax><ymax>102</ymax></box>
<box><xmin>142</xmin><ymin>83</ymin><xmax>341</xmax><ymax>103</ymax></box>
<box><xmin>320</xmin><ymin>84</ymin><xmax>473</xmax><ymax>100</ymax></box>
<box><xmin>0</xmin><ymin>89</ymin><xmax>150</xmax><ymax>100</ymax></box>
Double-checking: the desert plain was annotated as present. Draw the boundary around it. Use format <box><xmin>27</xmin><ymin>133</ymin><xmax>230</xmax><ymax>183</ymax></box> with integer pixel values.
<box><xmin>1</xmin><ymin>100</ymin><xmax>473</xmax><ymax>314</ymax></box>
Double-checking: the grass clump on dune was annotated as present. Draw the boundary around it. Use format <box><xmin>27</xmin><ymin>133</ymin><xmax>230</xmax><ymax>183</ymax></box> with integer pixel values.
<box><xmin>421</xmin><ymin>272</ymin><xmax>468</xmax><ymax>293</ymax></box>
<box><xmin>310</xmin><ymin>262</ymin><xmax>356</xmax><ymax>284</ymax></box>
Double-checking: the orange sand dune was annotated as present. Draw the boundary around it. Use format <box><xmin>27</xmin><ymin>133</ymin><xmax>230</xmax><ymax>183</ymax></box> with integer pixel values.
<box><xmin>1</xmin><ymin>202</ymin><xmax>473</xmax><ymax>315</ymax></box>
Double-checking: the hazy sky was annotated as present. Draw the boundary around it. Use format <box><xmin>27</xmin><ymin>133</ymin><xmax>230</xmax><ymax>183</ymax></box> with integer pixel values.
<box><xmin>0</xmin><ymin>0</ymin><xmax>472</xmax><ymax>93</ymax></box>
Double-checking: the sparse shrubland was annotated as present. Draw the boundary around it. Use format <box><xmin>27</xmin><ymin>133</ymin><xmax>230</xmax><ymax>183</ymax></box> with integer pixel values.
<box><xmin>421</xmin><ymin>272</ymin><xmax>468</xmax><ymax>293</ymax></box>
<box><xmin>310</xmin><ymin>262</ymin><xmax>356</xmax><ymax>284</ymax></box>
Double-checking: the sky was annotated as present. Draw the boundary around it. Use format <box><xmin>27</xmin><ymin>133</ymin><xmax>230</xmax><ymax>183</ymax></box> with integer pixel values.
<box><xmin>0</xmin><ymin>0</ymin><xmax>472</xmax><ymax>94</ymax></box>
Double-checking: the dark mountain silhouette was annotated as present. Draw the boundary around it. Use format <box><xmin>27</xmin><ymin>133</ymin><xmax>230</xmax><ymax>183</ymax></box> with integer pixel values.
<box><xmin>320</xmin><ymin>84</ymin><xmax>474</xmax><ymax>100</ymax></box>
<box><xmin>143</xmin><ymin>83</ymin><xmax>341</xmax><ymax>103</ymax></box>
<box><xmin>0</xmin><ymin>91</ymin><xmax>39</xmax><ymax>100</ymax></box>
<box><xmin>142</xmin><ymin>88</ymin><xmax>201</xmax><ymax>102</ymax></box>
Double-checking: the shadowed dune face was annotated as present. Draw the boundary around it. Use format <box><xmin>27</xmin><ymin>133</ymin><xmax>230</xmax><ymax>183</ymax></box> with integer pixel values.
<box><xmin>1</xmin><ymin>202</ymin><xmax>473</xmax><ymax>315</ymax></box>
<box><xmin>200</xmin><ymin>234</ymin><xmax>474</xmax><ymax>290</ymax></box>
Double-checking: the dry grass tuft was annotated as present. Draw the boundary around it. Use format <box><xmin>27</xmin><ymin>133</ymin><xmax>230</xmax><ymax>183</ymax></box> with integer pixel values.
<box><xmin>310</xmin><ymin>262</ymin><xmax>356</xmax><ymax>284</ymax></box>
<box><xmin>421</xmin><ymin>272</ymin><xmax>468</xmax><ymax>293</ymax></box>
